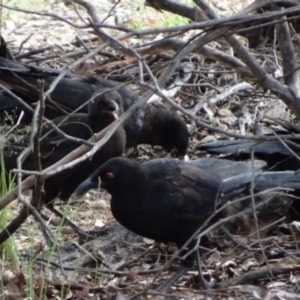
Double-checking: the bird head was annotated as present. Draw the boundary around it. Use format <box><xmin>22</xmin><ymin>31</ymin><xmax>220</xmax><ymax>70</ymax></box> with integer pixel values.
<box><xmin>89</xmin><ymin>90</ymin><xmax>124</xmax><ymax>119</ymax></box>
<box><xmin>74</xmin><ymin>157</ymin><xmax>141</xmax><ymax>197</ymax></box>
<box><xmin>162</xmin><ymin>116</ymin><xmax>189</xmax><ymax>157</ymax></box>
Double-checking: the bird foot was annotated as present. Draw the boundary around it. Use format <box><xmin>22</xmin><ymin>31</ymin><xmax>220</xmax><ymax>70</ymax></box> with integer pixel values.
<box><xmin>77</xmin><ymin>227</ymin><xmax>111</xmax><ymax>244</ymax></box>
<box><xmin>197</xmin><ymin>275</ymin><xmax>209</xmax><ymax>290</ymax></box>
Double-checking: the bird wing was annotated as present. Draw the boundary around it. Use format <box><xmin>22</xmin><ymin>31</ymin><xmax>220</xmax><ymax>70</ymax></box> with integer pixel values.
<box><xmin>34</xmin><ymin>115</ymin><xmax>93</xmax><ymax>168</ymax></box>
<box><xmin>197</xmin><ymin>139</ymin><xmax>292</xmax><ymax>156</ymax></box>
<box><xmin>161</xmin><ymin>163</ymin><xmax>221</xmax><ymax>222</ymax></box>
<box><xmin>190</xmin><ymin>158</ymin><xmax>266</xmax><ymax>179</ymax></box>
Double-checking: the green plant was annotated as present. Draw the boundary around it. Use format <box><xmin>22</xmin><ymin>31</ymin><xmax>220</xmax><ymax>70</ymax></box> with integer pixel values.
<box><xmin>161</xmin><ymin>14</ymin><xmax>189</xmax><ymax>27</ymax></box>
<box><xmin>1</xmin><ymin>0</ymin><xmax>51</xmax><ymax>24</ymax></box>
<box><xmin>0</xmin><ymin>152</ymin><xmax>19</xmax><ymax>269</ymax></box>
<box><xmin>133</xmin><ymin>19</ymin><xmax>144</xmax><ymax>30</ymax></box>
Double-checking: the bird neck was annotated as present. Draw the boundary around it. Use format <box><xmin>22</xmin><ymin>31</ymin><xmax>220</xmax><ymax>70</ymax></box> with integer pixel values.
<box><xmin>110</xmin><ymin>184</ymin><xmax>145</xmax><ymax>216</ymax></box>
<box><xmin>108</xmin><ymin>169</ymin><xmax>146</xmax><ymax>199</ymax></box>
<box><xmin>88</xmin><ymin>112</ymin><xmax>116</xmax><ymax>131</ymax></box>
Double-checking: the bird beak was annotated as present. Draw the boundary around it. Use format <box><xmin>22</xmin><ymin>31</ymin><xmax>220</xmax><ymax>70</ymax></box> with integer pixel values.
<box><xmin>73</xmin><ymin>178</ymin><xmax>100</xmax><ymax>197</ymax></box>
<box><xmin>110</xmin><ymin>100</ymin><xmax>119</xmax><ymax>120</ymax></box>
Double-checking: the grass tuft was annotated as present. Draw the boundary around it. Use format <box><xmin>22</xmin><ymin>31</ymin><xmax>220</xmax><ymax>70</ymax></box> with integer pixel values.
<box><xmin>0</xmin><ymin>146</ymin><xmax>19</xmax><ymax>269</ymax></box>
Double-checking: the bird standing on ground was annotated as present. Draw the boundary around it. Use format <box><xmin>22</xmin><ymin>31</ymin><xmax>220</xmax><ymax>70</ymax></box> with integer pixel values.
<box><xmin>74</xmin><ymin>156</ymin><xmax>298</xmax><ymax>290</ymax></box>
<box><xmin>74</xmin><ymin>157</ymin><xmax>224</xmax><ymax>291</ymax></box>
<box><xmin>0</xmin><ymin>58</ymin><xmax>189</xmax><ymax>155</ymax></box>
<box><xmin>136</xmin><ymin>102</ymin><xmax>189</xmax><ymax>156</ymax></box>
<box><xmin>0</xmin><ymin>90</ymin><xmax>126</xmax><ymax>244</ymax></box>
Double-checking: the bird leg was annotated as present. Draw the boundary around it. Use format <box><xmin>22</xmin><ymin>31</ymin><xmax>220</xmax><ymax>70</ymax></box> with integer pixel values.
<box><xmin>31</xmin><ymin>209</ymin><xmax>54</xmax><ymax>247</ymax></box>
<box><xmin>47</xmin><ymin>206</ymin><xmax>96</xmax><ymax>243</ymax></box>
<box><xmin>156</xmin><ymin>265</ymin><xmax>190</xmax><ymax>292</ymax></box>
<box><xmin>196</xmin><ymin>249</ymin><xmax>209</xmax><ymax>289</ymax></box>
<box><xmin>157</xmin><ymin>251</ymin><xmax>208</xmax><ymax>292</ymax></box>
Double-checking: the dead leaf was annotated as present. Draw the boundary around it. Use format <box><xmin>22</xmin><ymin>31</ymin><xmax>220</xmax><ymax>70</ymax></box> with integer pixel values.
<box><xmin>218</xmin><ymin>108</ymin><xmax>234</xmax><ymax>117</ymax></box>
<box><xmin>76</xmin><ymin>286</ymin><xmax>91</xmax><ymax>299</ymax></box>
<box><xmin>126</xmin><ymin>267</ymin><xmax>139</xmax><ymax>282</ymax></box>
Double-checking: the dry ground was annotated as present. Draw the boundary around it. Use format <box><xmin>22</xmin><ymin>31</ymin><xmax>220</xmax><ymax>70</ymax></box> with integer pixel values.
<box><xmin>0</xmin><ymin>0</ymin><xmax>299</xmax><ymax>299</ymax></box>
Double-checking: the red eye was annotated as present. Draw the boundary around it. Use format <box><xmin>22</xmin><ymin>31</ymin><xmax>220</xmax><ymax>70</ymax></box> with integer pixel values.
<box><xmin>104</xmin><ymin>172</ymin><xmax>114</xmax><ymax>179</ymax></box>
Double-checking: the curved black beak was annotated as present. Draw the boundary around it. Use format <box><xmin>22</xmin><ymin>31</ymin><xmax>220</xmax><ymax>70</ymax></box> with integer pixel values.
<box><xmin>73</xmin><ymin>178</ymin><xmax>100</xmax><ymax>197</ymax></box>
<box><xmin>111</xmin><ymin>100</ymin><xmax>119</xmax><ymax>119</ymax></box>
<box><xmin>107</xmin><ymin>100</ymin><xmax>119</xmax><ymax>119</ymax></box>
<box><xmin>110</xmin><ymin>100</ymin><xmax>119</xmax><ymax>112</ymax></box>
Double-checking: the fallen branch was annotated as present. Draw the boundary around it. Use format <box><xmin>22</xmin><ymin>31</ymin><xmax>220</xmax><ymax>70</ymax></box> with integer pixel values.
<box><xmin>219</xmin><ymin>263</ymin><xmax>300</xmax><ymax>287</ymax></box>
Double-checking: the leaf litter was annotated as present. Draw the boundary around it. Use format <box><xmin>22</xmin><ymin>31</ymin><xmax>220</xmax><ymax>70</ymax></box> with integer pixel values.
<box><xmin>0</xmin><ymin>0</ymin><xmax>300</xmax><ymax>299</ymax></box>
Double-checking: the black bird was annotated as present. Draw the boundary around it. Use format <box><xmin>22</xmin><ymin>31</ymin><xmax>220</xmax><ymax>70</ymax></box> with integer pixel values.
<box><xmin>134</xmin><ymin>102</ymin><xmax>189</xmax><ymax>156</ymax></box>
<box><xmin>0</xmin><ymin>34</ymin><xmax>13</xmax><ymax>59</ymax></box>
<box><xmin>74</xmin><ymin>156</ymin><xmax>296</xmax><ymax>290</ymax></box>
<box><xmin>75</xmin><ymin>157</ymin><xmax>221</xmax><ymax>290</ymax></box>
<box><xmin>87</xmin><ymin>92</ymin><xmax>188</xmax><ymax>155</ymax></box>
<box><xmin>197</xmin><ymin>138</ymin><xmax>300</xmax><ymax>171</ymax></box>
<box><xmin>0</xmin><ymin>91</ymin><xmax>22</xmax><ymax>112</ymax></box>
<box><xmin>0</xmin><ymin>58</ymin><xmax>137</xmax><ymax>112</ymax></box>
<box><xmin>198</xmin><ymin>137</ymin><xmax>300</xmax><ymax>225</ymax></box>
<box><xmin>0</xmin><ymin>58</ymin><xmax>189</xmax><ymax>155</ymax></box>
<box><xmin>0</xmin><ymin>57</ymin><xmax>142</xmax><ymax>143</ymax></box>
<box><xmin>0</xmin><ymin>90</ymin><xmax>126</xmax><ymax>243</ymax></box>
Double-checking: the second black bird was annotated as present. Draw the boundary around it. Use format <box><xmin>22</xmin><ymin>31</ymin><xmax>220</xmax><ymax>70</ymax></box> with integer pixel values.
<box><xmin>0</xmin><ymin>90</ymin><xmax>126</xmax><ymax>243</ymax></box>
